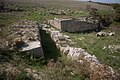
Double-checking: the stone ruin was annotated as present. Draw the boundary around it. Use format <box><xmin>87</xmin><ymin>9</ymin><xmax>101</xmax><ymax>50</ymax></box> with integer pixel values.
<box><xmin>9</xmin><ymin>20</ymin><xmax>44</xmax><ymax>57</ymax></box>
<box><xmin>42</xmin><ymin>24</ymin><xmax>120</xmax><ymax>79</ymax></box>
<box><xmin>4</xmin><ymin>19</ymin><xmax>119</xmax><ymax>78</ymax></box>
<box><xmin>48</xmin><ymin>17</ymin><xmax>99</xmax><ymax>32</ymax></box>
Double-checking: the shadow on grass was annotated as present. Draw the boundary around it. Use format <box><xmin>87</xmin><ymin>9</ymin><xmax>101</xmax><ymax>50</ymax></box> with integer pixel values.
<box><xmin>40</xmin><ymin>30</ymin><xmax>61</xmax><ymax>61</ymax></box>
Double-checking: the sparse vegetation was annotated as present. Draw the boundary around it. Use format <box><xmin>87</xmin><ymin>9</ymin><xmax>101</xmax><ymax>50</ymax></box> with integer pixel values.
<box><xmin>64</xmin><ymin>26</ymin><xmax>120</xmax><ymax>73</ymax></box>
<box><xmin>0</xmin><ymin>0</ymin><xmax>120</xmax><ymax>80</ymax></box>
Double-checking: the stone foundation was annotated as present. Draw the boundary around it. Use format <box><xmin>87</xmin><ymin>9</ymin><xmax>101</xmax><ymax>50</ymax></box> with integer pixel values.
<box><xmin>48</xmin><ymin>18</ymin><xmax>99</xmax><ymax>32</ymax></box>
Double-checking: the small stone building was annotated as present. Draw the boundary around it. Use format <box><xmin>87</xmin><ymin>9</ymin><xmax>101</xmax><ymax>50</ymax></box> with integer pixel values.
<box><xmin>48</xmin><ymin>18</ymin><xmax>99</xmax><ymax>32</ymax></box>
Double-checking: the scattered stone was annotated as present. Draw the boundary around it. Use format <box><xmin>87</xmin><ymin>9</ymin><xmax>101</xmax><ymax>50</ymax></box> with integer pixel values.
<box><xmin>103</xmin><ymin>46</ymin><xmax>107</xmax><ymax>50</ymax></box>
<box><xmin>43</xmin><ymin>24</ymin><xmax>50</xmax><ymax>28</ymax></box>
<box><xmin>70</xmin><ymin>72</ymin><xmax>74</xmax><ymax>76</ymax></box>
<box><xmin>15</xmin><ymin>31</ymin><xmax>23</xmax><ymax>36</ymax></box>
<box><xmin>104</xmin><ymin>45</ymin><xmax>120</xmax><ymax>52</ymax></box>
<box><xmin>8</xmin><ymin>20</ymin><xmax>44</xmax><ymax>57</ymax></box>
<box><xmin>116</xmin><ymin>48</ymin><xmax>120</xmax><ymax>51</ymax></box>
<box><xmin>77</xmin><ymin>60</ymin><xmax>84</xmax><ymax>64</ymax></box>
<box><xmin>96</xmin><ymin>32</ymin><xmax>106</xmax><ymax>37</ymax></box>
<box><xmin>97</xmin><ymin>32</ymin><xmax>115</xmax><ymax>37</ymax></box>
<box><xmin>108</xmin><ymin>32</ymin><xmax>115</xmax><ymax>36</ymax></box>
<box><xmin>13</xmin><ymin>37</ymin><xmax>25</xmax><ymax>48</ymax></box>
<box><xmin>28</xmin><ymin>37</ymin><xmax>36</xmax><ymax>41</ymax></box>
<box><xmin>64</xmin><ymin>35</ymin><xmax>70</xmax><ymax>40</ymax></box>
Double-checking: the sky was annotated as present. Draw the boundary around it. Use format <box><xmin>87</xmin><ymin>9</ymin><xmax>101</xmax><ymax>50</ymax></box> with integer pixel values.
<box><xmin>79</xmin><ymin>0</ymin><xmax>120</xmax><ymax>3</ymax></box>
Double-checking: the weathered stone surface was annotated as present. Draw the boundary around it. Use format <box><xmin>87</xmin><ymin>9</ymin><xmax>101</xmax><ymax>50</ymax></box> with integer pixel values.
<box><xmin>48</xmin><ymin>18</ymin><xmax>99</xmax><ymax>32</ymax></box>
<box><xmin>9</xmin><ymin>20</ymin><xmax>44</xmax><ymax>57</ymax></box>
<box><xmin>21</xmin><ymin>40</ymin><xmax>43</xmax><ymax>57</ymax></box>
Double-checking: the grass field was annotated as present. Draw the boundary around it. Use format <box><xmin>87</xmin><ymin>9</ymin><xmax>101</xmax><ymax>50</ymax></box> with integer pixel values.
<box><xmin>4</xmin><ymin>0</ymin><xmax>112</xmax><ymax>10</ymax></box>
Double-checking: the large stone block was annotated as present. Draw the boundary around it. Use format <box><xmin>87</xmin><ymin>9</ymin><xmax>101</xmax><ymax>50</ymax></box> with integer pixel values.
<box><xmin>49</xmin><ymin>18</ymin><xmax>99</xmax><ymax>32</ymax></box>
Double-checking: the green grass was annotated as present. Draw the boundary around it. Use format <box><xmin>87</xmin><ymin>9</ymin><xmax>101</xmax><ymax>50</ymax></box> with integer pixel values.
<box><xmin>24</xmin><ymin>11</ymin><xmax>57</xmax><ymax>22</ymax></box>
<box><xmin>64</xmin><ymin>28</ymin><xmax>120</xmax><ymax>73</ymax></box>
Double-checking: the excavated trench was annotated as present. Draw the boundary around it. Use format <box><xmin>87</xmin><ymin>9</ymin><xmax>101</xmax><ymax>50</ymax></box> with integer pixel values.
<box><xmin>40</xmin><ymin>30</ymin><xmax>61</xmax><ymax>61</ymax></box>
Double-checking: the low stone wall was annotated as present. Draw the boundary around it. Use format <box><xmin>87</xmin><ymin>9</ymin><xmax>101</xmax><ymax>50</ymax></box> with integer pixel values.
<box><xmin>43</xmin><ymin>24</ymin><xmax>119</xmax><ymax>79</ymax></box>
<box><xmin>49</xmin><ymin>18</ymin><xmax>98</xmax><ymax>32</ymax></box>
<box><xmin>48</xmin><ymin>19</ymin><xmax>61</xmax><ymax>30</ymax></box>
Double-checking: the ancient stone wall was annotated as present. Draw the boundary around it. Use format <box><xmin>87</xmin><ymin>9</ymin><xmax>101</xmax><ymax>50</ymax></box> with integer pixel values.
<box><xmin>42</xmin><ymin>24</ymin><xmax>120</xmax><ymax>79</ymax></box>
<box><xmin>48</xmin><ymin>20</ymin><xmax>61</xmax><ymax>30</ymax></box>
<box><xmin>49</xmin><ymin>18</ymin><xmax>98</xmax><ymax>32</ymax></box>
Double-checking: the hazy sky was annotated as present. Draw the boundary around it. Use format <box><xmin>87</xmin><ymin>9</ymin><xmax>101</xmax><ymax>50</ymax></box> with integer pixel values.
<box><xmin>79</xmin><ymin>0</ymin><xmax>120</xmax><ymax>3</ymax></box>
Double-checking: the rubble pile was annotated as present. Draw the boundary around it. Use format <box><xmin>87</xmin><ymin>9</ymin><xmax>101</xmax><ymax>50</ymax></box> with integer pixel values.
<box><xmin>43</xmin><ymin>24</ymin><xmax>120</xmax><ymax>79</ymax></box>
<box><xmin>103</xmin><ymin>45</ymin><xmax>120</xmax><ymax>52</ymax></box>
<box><xmin>7</xmin><ymin>20</ymin><xmax>44</xmax><ymax>57</ymax></box>
<box><xmin>11</xmin><ymin>20</ymin><xmax>40</xmax><ymax>42</ymax></box>
<box><xmin>97</xmin><ymin>31</ymin><xmax>115</xmax><ymax>37</ymax></box>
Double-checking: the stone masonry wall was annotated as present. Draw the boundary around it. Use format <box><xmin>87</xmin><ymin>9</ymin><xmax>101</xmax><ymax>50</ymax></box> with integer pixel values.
<box><xmin>48</xmin><ymin>20</ymin><xmax>61</xmax><ymax>30</ymax></box>
<box><xmin>42</xmin><ymin>24</ymin><xmax>120</xmax><ymax>79</ymax></box>
<box><xmin>61</xmin><ymin>19</ymin><xmax>98</xmax><ymax>32</ymax></box>
<box><xmin>49</xmin><ymin>18</ymin><xmax>98</xmax><ymax>32</ymax></box>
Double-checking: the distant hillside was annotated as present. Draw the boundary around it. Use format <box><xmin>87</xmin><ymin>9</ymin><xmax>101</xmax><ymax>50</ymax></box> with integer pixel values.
<box><xmin>3</xmin><ymin>0</ymin><xmax>112</xmax><ymax>10</ymax></box>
